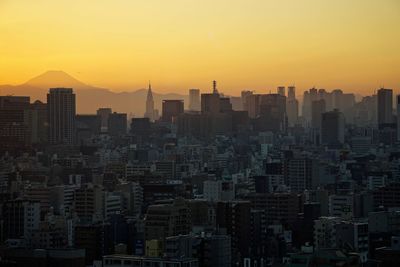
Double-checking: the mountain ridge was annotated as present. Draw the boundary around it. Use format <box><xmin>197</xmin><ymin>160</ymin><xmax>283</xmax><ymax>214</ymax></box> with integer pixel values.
<box><xmin>0</xmin><ymin>71</ymin><xmax>188</xmax><ymax>115</ymax></box>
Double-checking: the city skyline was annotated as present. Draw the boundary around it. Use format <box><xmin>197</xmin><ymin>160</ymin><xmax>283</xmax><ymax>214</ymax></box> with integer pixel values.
<box><xmin>1</xmin><ymin>0</ymin><xmax>399</xmax><ymax>94</ymax></box>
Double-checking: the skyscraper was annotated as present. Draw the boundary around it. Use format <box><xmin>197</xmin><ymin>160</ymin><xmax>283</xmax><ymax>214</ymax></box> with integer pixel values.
<box><xmin>377</xmin><ymin>88</ymin><xmax>393</xmax><ymax>126</ymax></box>
<box><xmin>321</xmin><ymin>109</ymin><xmax>345</xmax><ymax>147</ymax></box>
<box><xmin>277</xmin><ymin>86</ymin><xmax>285</xmax><ymax>96</ymax></box>
<box><xmin>188</xmin><ymin>89</ymin><xmax>200</xmax><ymax>111</ymax></box>
<box><xmin>311</xmin><ymin>99</ymin><xmax>326</xmax><ymax>129</ymax></box>
<box><xmin>0</xmin><ymin>96</ymin><xmax>30</xmax><ymax>146</ymax></box>
<box><xmin>97</xmin><ymin>107</ymin><xmax>112</xmax><ymax>132</ymax></box>
<box><xmin>144</xmin><ymin>82</ymin><xmax>156</xmax><ymax>122</ymax></box>
<box><xmin>47</xmin><ymin>88</ymin><xmax>76</xmax><ymax>145</ymax></box>
<box><xmin>286</xmin><ymin>86</ymin><xmax>298</xmax><ymax>126</ymax></box>
<box><xmin>162</xmin><ymin>100</ymin><xmax>184</xmax><ymax>123</ymax></box>
<box><xmin>288</xmin><ymin>86</ymin><xmax>296</xmax><ymax>100</ymax></box>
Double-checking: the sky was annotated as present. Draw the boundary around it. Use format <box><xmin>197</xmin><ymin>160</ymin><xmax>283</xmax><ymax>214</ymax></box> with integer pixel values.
<box><xmin>0</xmin><ymin>0</ymin><xmax>399</xmax><ymax>95</ymax></box>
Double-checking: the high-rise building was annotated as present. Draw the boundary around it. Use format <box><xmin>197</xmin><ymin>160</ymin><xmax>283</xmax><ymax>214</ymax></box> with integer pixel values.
<box><xmin>97</xmin><ymin>108</ymin><xmax>112</xmax><ymax>132</ymax></box>
<box><xmin>25</xmin><ymin>100</ymin><xmax>48</xmax><ymax>144</ymax></box>
<box><xmin>277</xmin><ymin>86</ymin><xmax>285</xmax><ymax>96</ymax></box>
<box><xmin>377</xmin><ymin>88</ymin><xmax>393</xmax><ymax>126</ymax></box>
<box><xmin>144</xmin><ymin>83</ymin><xmax>156</xmax><ymax>121</ymax></box>
<box><xmin>188</xmin><ymin>89</ymin><xmax>200</xmax><ymax>111</ymax></box>
<box><xmin>0</xmin><ymin>96</ymin><xmax>31</xmax><ymax>146</ymax></box>
<box><xmin>47</xmin><ymin>88</ymin><xmax>76</xmax><ymax>145</ymax></box>
<box><xmin>286</xmin><ymin>97</ymin><xmax>299</xmax><ymax>127</ymax></box>
<box><xmin>245</xmin><ymin>94</ymin><xmax>260</xmax><ymax>119</ymax></box>
<box><xmin>321</xmin><ymin>109</ymin><xmax>345</xmax><ymax>147</ymax></box>
<box><xmin>288</xmin><ymin>86</ymin><xmax>296</xmax><ymax>100</ymax></box>
<box><xmin>311</xmin><ymin>99</ymin><xmax>326</xmax><ymax>129</ymax></box>
<box><xmin>201</xmin><ymin>93</ymin><xmax>220</xmax><ymax>114</ymax></box>
<box><xmin>219</xmin><ymin>97</ymin><xmax>232</xmax><ymax>113</ymax></box>
<box><xmin>257</xmin><ymin>94</ymin><xmax>287</xmax><ymax>132</ymax></box>
<box><xmin>162</xmin><ymin>100</ymin><xmax>184</xmax><ymax>123</ymax></box>
<box><xmin>108</xmin><ymin>112</ymin><xmax>127</xmax><ymax>136</ymax></box>
<box><xmin>241</xmin><ymin>90</ymin><xmax>253</xmax><ymax>111</ymax></box>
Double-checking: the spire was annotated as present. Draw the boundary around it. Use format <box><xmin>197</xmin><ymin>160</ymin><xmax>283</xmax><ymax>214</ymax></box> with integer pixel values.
<box><xmin>147</xmin><ymin>81</ymin><xmax>153</xmax><ymax>101</ymax></box>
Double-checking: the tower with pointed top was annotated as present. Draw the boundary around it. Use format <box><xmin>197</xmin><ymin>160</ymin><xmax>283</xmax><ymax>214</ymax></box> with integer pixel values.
<box><xmin>144</xmin><ymin>82</ymin><xmax>155</xmax><ymax>122</ymax></box>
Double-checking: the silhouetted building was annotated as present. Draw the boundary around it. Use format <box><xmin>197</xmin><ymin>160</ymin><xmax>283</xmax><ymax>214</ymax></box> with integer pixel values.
<box><xmin>144</xmin><ymin>83</ymin><xmax>156</xmax><ymax>122</ymax></box>
<box><xmin>189</xmin><ymin>89</ymin><xmax>201</xmax><ymax>111</ymax></box>
<box><xmin>162</xmin><ymin>100</ymin><xmax>184</xmax><ymax>123</ymax></box>
<box><xmin>97</xmin><ymin>108</ymin><xmax>112</xmax><ymax>132</ymax></box>
<box><xmin>321</xmin><ymin>109</ymin><xmax>345</xmax><ymax>147</ymax></box>
<box><xmin>47</xmin><ymin>88</ymin><xmax>76</xmax><ymax>145</ymax></box>
<box><xmin>108</xmin><ymin>112</ymin><xmax>127</xmax><ymax>136</ymax></box>
<box><xmin>377</xmin><ymin>88</ymin><xmax>393</xmax><ymax>126</ymax></box>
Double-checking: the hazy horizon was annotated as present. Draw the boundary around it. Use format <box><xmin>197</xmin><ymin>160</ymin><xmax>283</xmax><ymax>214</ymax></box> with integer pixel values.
<box><xmin>1</xmin><ymin>0</ymin><xmax>399</xmax><ymax>95</ymax></box>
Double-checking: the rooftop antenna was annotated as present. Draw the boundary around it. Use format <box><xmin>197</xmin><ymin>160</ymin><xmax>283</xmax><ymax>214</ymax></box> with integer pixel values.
<box><xmin>212</xmin><ymin>80</ymin><xmax>218</xmax><ymax>94</ymax></box>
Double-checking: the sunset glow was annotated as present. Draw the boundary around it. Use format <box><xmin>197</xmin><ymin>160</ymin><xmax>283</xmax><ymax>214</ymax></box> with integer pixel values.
<box><xmin>1</xmin><ymin>0</ymin><xmax>399</xmax><ymax>94</ymax></box>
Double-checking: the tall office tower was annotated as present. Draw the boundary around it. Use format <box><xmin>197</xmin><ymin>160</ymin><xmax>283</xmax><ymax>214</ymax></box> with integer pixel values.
<box><xmin>311</xmin><ymin>99</ymin><xmax>326</xmax><ymax>129</ymax></box>
<box><xmin>321</xmin><ymin>109</ymin><xmax>345</xmax><ymax>147</ymax></box>
<box><xmin>144</xmin><ymin>83</ymin><xmax>156</xmax><ymax>121</ymax></box>
<box><xmin>0</xmin><ymin>96</ymin><xmax>30</xmax><ymax>146</ymax></box>
<box><xmin>241</xmin><ymin>90</ymin><xmax>253</xmax><ymax>111</ymax></box>
<box><xmin>332</xmin><ymin>89</ymin><xmax>343</xmax><ymax>110</ymax></box>
<box><xmin>188</xmin><ymin>89</ymin><xmax>201</xmax><ymax>111</ymax></box>
<box><xmin>377</xmin><ymin>88</ymin><xmax>393</xmax><ymax>126</ymax></box>
<box><xmin>286</xmin><ymin>98</ymin><xmax>299</xmax><ymax>126</ymax></box>
<box><xmin>201</xmin><ymin>93</ymin><xmax>220</xmax><ymax>114</ymax></box>
<box><xmin>25</xmin><ymin>100</ymin><xmax>48</xmax><ymax>144</ymax></box>
<box><xmin>288</xmin><ymin>86</ymin><xmax>296</xmax><ymax>100</ymax></box>
<box><xmin>162</xmin><ymin>100</ymin><xmax>184</xmax><ymax>123</ymax></box>
<box><xmin>108</xmin><ymin>112</ymin><xmax>127</xmax><ymax>136</ymax></box>
<box><xmin>318</xmin><ymin>89</ymin><xmax>333</xmax><ymax>111</ymax></box>
<box><xmin>277</xmin><ymin>86</ymin><xmax>286</xmax><ymax>96</ymax></box>
<box><xmin>286</xmin><ymin>86</ymin><xmax>298</xmax><ymax>126</ymax></box>
<box><xmin>245</xmin><ymin>94</ymin><xmax>260</xmax><ymax>118</ymax></box>
<box><xmin>219</xmin><ymin>97</ymin><xmax>232</xmax><ymax>113</ymax></box>
<box><xmin>259</xmin><ymin>94</ymin><xmax>287</xmax><ymax>132</ymax></box>
<box><xmin>47</xmin><ymin>88</ymin><xmax>76</xmax><ymax>145</ymax></box>
<box><xmin>97</xmin><ymin>108</ymin><xmax>112</xmax><ymax>132</ymax></box>
<box><xmin>397</xmin><ymin>95</ymin><xmax>400</xmax><ymax>141</ymax></box>
<box><xmin>302</xmin><ymin>91</ymin><xmax>311</xmax><ymax>121</ymax></box>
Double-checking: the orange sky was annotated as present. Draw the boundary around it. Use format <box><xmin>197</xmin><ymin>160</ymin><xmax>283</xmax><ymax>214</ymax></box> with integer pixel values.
<box><xmin>0</xmin><ymin>0</ymin><xmax>399</xmax><ymax>95</ymax></box>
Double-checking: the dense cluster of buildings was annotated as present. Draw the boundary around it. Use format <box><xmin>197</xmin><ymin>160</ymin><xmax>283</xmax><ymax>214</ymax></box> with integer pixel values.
<box><xmin>0</xmin><ymin>82</ymin><xmax>400</xmax><ymax>266</ymax></box>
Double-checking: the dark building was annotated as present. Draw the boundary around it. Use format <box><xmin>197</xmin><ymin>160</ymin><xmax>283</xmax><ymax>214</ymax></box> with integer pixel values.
<box><xmin>47</xmin><ymin>88</ymin><xmax>76</xmax><ymax>145</ymax></box>
<box><xmin>0</xmin><ymin>96</ymin><xmax>31</xmax><ymax>147</ymax></box>
<box><xmin>162</xmin><ymin>100</ymin><xmax>184</xmax><ymax>123</ymax></box>
<box><xmin>108</xmin><ymin>112</ymin><xmax>127</xmax><ymax>136</ymax></box>
<box><xmin>76</xmin><ymin>114</ymin><xmax>101</xmax><ymax>142</ymax></box>
<box><xmin>321</xmin><ymin>109</ymin><xmax>345</xmax><ymax>147</ymax></box>
<box><xmin>216</xmin><ymin>201</ymin><xmax>251</xmax><ymax>265</ymax></box>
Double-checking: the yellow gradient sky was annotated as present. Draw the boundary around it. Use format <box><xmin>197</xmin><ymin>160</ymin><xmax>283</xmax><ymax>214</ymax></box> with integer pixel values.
<box><xmin>0</xmin><ymin>0</ymin><xmax>399</xmax><ymax>95</ymax></box>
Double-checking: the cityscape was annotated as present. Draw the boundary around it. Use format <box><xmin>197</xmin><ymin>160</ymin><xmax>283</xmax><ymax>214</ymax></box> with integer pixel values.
<box><xmin>0</xmin><ymin>80</ymin><xmax>400</xmax><ymax>266</ymax></box>
<box><xmin>1</xmin><ymin>1</ymin><xmax>400</xmax><ymax>267</ymax></box>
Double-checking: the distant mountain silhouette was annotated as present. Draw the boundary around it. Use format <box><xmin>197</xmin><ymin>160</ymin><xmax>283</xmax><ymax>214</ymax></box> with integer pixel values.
<box><xmin>0</xmin><ymin>71</ymin><xmax>188</xmax><ymax>116</ymax></box>
<box><xmin>25</xmin><ymin>70</ymin><xmax>88</xmax><ymax>89</ymax></box>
